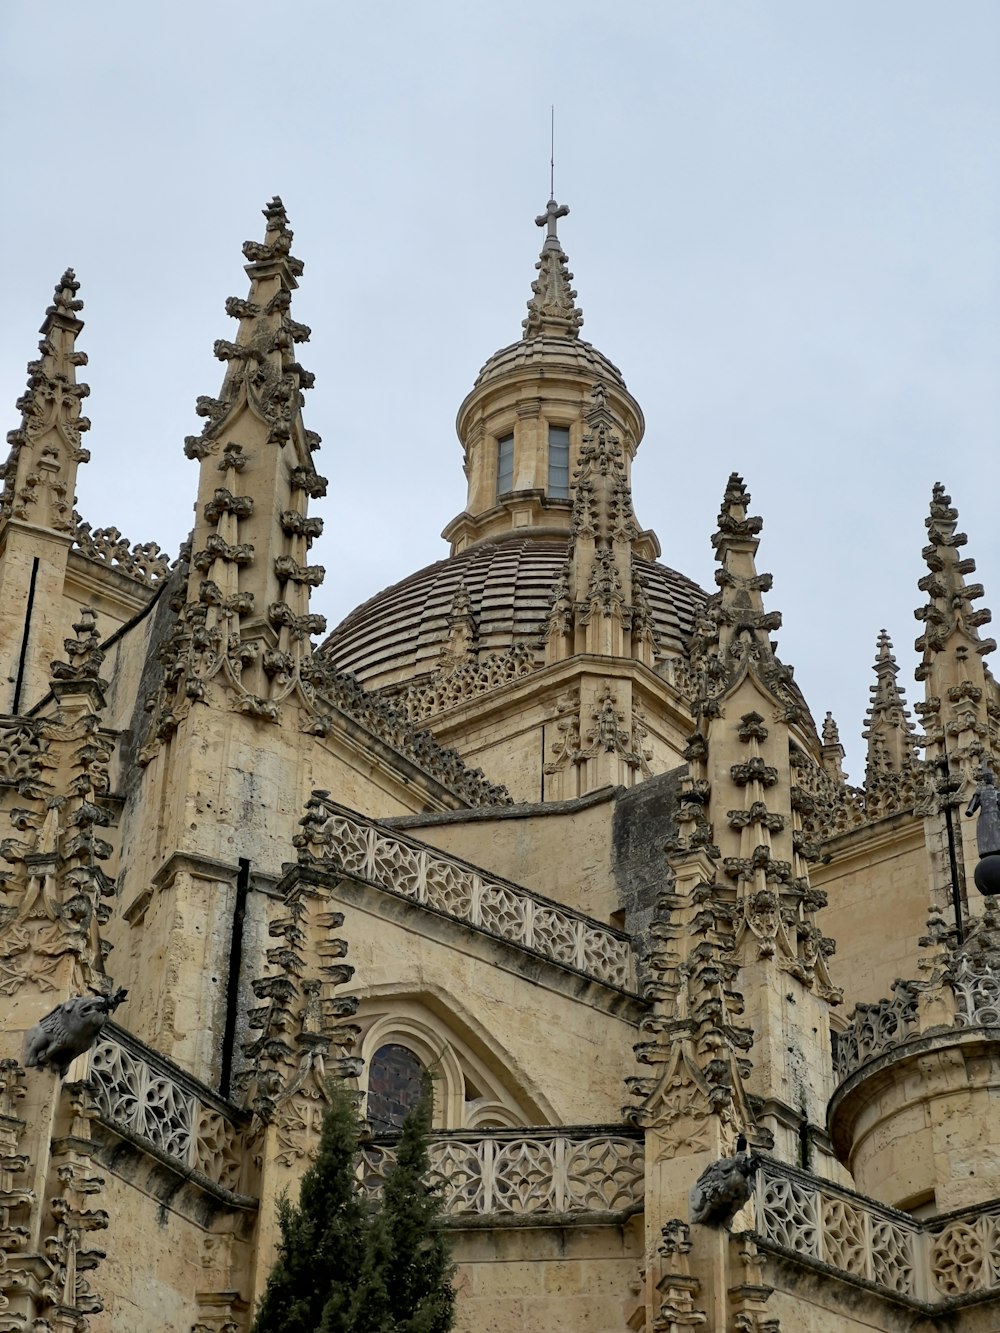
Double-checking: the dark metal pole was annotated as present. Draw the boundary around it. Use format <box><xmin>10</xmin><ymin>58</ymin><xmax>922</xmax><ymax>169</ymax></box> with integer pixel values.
<box><xmin>938</xmin><ymin>750</ymin><xmax>965</xmax><ymax>944</ymax></box>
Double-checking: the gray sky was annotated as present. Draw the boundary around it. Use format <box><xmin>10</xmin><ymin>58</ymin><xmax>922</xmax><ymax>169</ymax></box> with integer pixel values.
<box><xmin>2</xmin><ymin>1</ymin><xmax>999</xmax><ymax>781</ymax></box>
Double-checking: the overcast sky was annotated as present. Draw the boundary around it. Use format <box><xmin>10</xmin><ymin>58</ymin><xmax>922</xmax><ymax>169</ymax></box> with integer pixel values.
<box><xmin>2</xmin><ymin>2</ymin><xmax>999</xmax><ymax>781</ymax></box>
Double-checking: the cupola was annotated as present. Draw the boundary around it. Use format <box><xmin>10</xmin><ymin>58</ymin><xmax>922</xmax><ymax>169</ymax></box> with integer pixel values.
<box><xmin>445</xmin><ymin>200</ymin><xmax>650</xmax><ymax>555</ymax></box>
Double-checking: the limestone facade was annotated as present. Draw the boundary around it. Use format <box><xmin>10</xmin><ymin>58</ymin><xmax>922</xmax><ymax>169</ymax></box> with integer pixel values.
<box><xmin>1</xmin><ymin>196</ymin><xmax>999</xmax><ymax>1331</ymax></box>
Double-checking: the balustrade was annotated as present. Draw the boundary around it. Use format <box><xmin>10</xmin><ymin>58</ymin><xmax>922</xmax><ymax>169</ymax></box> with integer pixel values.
<box><xmin>307</xmin><ymin>804</ymin><xmax>634</xmax><ymax>990</ymax></box>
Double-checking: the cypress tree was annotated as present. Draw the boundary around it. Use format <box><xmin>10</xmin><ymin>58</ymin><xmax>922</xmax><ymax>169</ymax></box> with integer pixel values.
<box><xmin>252</xmin><ymin>1079</ymin><xmax>455</xmax><ymax>1332</ymax></box>
<box><xmin>250</xmin><ymin>1085</ymin><xmax>367</xmax><ymax>1333</ymax></box>
<box><xmin>379</xmin><ymin>1082</ymin><xmax>455</xmax><ymax>1333</ymax></box>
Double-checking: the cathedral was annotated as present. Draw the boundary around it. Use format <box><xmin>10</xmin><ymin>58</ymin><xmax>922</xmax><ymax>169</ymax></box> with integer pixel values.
<box><xmin>1</xmin><ymin>192</ymin><xmax>999</xmax><ymax>1332</ymax></box>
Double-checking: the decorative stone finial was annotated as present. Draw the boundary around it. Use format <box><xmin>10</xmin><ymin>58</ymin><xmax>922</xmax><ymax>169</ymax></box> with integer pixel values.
<box><xmin>522</xmin><ymin>198</ymin><xmax>584</xmax><ymax>340</ymax></box>
<box><xmin>820</xmin><ymin>711</ymin><xmax>848</xmax><ymax>782</ymax></box>
<box><xmin>915</xmin><ymin>483</ymin><xmax>995</xmax><ymax>661</ymax></box>
<box><xmin>863</xmin><ymin>630</ymin><xmax>917</xmax><ymax>778</ymax></box>
<box><xmin>822</xmin><ymin>712</ymin><xmax>841</xmax><ymax>747</ymax></box>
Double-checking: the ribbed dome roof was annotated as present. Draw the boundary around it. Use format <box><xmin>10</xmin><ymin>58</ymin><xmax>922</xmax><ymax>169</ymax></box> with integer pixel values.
<box><xmin>320</xmin><ymin>533</ymin><xmax>708</xmax><ymax>692</ymax></box>
<box><xmin>472</xmin><ymin>334</ymin><xmax>628</xmax><ymax>392</ymax></box>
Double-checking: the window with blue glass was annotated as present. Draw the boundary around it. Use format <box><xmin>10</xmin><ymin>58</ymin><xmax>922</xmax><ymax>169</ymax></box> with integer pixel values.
<box><xmin>548</xmin><ymin>425</ymin><xmax>570</xmax><ymax>498</ymax></box>
<box><xmin>366</xmin><ymin>1043</ymin><xmax>426</xmax><ymax>1131</ymax></box>
<box><xmin>496</xmin><ymin>432</ymin><xmax>514</xmax><ymax>498</ymax></box>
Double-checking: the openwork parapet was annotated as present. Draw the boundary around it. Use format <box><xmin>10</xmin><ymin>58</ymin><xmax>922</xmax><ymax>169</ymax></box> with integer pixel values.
<box><xmin>363</xmin><ymin>1128</ymin><xmax>643</xmax><ymax>1218</ymax></box>
<box><xmin>832</xmin><ymin>981</ymin><xmax>920</xmax><ymax>1083</ymax></box>
<box><xmin>834</xmin><ymin>949</ymin><xmax>1000</xmax><ymax>1085</ymax></box>
<box><xmin>755</xmin><ymin>1157</ymin><xmax>1000</xmax><ymax>1308</ymax></box>
<box><xmin>296</xmin><ymin>801</ymin><xmax>635</xmax><ymax>991</ymax></box>
<box><xmin>73</xmin><ymin>519</ymin><xmax>173</xmax><ymax>587</ymax></box>
<box><xmin>89</xmin><ymin>1025</ymin><xmax>245</xmax><ymax>1194</ymax></box>
<box><xmin>86</xmin><ymin>1033</ymin><xmax>643</xmax><ymax>1223</ymax></box>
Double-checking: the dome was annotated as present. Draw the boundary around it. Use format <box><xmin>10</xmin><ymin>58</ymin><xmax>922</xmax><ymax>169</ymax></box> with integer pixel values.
<box><xmin>320</xmin><ymin>532</ymin><xmax>708</xmax><ymax>692</ymax></box>
<box><xmin>471</xmin><ymin>333</ymin><xmax>629</xmax><ymax>394</ymax></box>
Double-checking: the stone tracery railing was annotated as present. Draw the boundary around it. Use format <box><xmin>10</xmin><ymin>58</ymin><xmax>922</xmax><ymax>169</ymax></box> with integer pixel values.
<box><xmin>86</xmin><ymin>1032</ymin><xmax>642</xmax><ymax>1221</ymax></box>
<box><xmin>89</xmin><ymin>1026</ymin><xmax>245</xmax><ymax>1195</ymax></box>
<box><xmin>833</xmin><ymin>950</ymin><xmax>1000</xmax><ymax>1086</ymax></box>
<box><xmin>755</xmin><ymin>1157</ymin><xmax>1000</xmax><ymax>1307</ymax></box>
<box><xmin>363</xmin><ymin>1128</ymin><xmax>644</xmax><ymax>1217</ymax></box>
<box><xmin>298</xmin><ymin>802</ymin><xmax>635</xmax><ymax>991</ymax></box>
<box><xmin>832</xmin><ymin>981</ymin><xmax>920</xmax><ymax>1083</ymax></box>
<box><xmin>952</xmin><ymin>952</ymin><xmax>1000</xmax><ymax>1028</ymax></box>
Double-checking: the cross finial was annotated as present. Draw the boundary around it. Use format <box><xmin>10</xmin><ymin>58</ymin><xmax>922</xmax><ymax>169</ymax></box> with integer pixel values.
<box><xmin>535</xmin><ymin>198</ymin><xmax>570</xmax><ymax>249</ymax></box>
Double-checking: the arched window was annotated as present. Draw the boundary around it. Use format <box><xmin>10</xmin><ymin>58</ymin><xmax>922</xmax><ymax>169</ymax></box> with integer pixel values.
<box><xmin>366</xmin><ymin>1042</ymin><xmax>426</xmax><ymax>1131</ymax></box>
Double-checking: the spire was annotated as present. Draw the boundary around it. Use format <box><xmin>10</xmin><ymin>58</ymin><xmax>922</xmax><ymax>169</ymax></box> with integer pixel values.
<box><xmin>522</xmin><ymin>198</ymin><xmax>584</xmax><ymax>340</ymax></box>
<box><xmin>711</xmin><ymin>473</ymin><xmax>781</xmax><ymax>658</ymax></box>
<box><xmin>627</xmin><ymin>475</ymin><xmax>842</xmax><ymax>1184</ymax></box>
<box><xmin>185</xmin><ymin>196</ymin><xmax>316</xmax><ymax>457</ymax></box>
<box><xmin>863</xmin><ymin>630</ymin><xmax>918</xmax><ymax>779</ymax></box>
<box><xmin>144</xmin><ymin>198</ymin><xmax>329</xmax><ymax>735</ymax></box>
<box><xmin>688</xmin><ymin>474</ymin><xmax>789</xmax><ymax>711</ymax></box>
<box><xmin>914</xmin><ymin>483</ymin><xmax>999</xmax><ymax>783</ymax></box>
<box><xmin>0</xmin><ymin>269</ymin><xmax>91</xmax><ymax>532</ymax></box>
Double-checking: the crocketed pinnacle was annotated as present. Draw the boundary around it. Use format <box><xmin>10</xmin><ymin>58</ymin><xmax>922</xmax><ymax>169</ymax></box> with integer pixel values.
<box><xmin>914</xmin><ymin>483</ymin><xmax>995</xmax><ymax>663</ymax></box>
<box><xmin>0</xmin><ymin>268</ymin><xmax>91</xmax><ymax>531</ymax></box>
<box><xmin>913</xmin><ymin>483</ymin><xmax>998</xmax><ymax>779</ymax></box>
<box><xmin>522</xmin><ymin>198</ymin><xmax>584</xmax><ymax>340</ymax></box>
<box><xmin>184</xmin><ymin>196</ymin><xmax>317</xmax><ymax>457</ymax></box>
<box><xmin>863</xmin><ymin>630</ymin><xmax>917</xmax><ymax>776</ymax></box>
<box><xmin>710</xmin><ymin>473</ymin><xmax>781</xmax><ymax>662</ymax></box>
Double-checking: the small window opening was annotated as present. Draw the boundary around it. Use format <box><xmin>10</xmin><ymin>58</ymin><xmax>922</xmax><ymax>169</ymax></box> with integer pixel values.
<box><xmin>497</xmin><ymin>433</ymin><xmax>514</xmax><ymax>498</ymax></box>
<box><xmin>548</xmin><ymin>425</ymin><xmax>570</xmax><ymax>499</ymax></box>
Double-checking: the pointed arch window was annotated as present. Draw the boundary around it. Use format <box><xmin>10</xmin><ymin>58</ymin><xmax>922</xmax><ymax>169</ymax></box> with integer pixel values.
<box><xmin>548</xmin><ymin>425</ymin><xmax>570</xmax><ymax>499</ymax></box>
<box><xmin>497</xmin><ymin>433</ymin><xmax>514</xmax><ymax>499</ymax></box>
<box><xmin>366</xmin><ymin>1043</ymin><xmax>426</xmax><ymax>1132</ymax></box>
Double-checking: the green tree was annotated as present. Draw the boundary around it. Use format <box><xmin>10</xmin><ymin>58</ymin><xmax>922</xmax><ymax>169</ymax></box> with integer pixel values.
<box><xmin>251</xmin><ymin>1084</ymin><xmax>367</xmax><ymax>1333</ymax></box>
<box><xmin>379</xmin><ymin>1082</ymin><xmax>455</xmax><ymax>1333</ymax></box>
<box><xmin>252</xmin><ymin>1081</ymin><xmax>455</xmax><ymax>1333</ymax></box>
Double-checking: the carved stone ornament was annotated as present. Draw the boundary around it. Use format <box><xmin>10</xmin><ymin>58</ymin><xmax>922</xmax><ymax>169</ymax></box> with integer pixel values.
<box><xmin>238</xmin><ymin>854</ymin><xmax>361</xmax><ymax>1158</ymax></box>
<box><xmin>72</xmin><ymin>517</ymin><xmax>172</xmax><ymax>588</ymax></box>
<box><xmin>652</xmin><ymin>1218</ymin><xmax>707</xmax><ymax>1331</ymax></box>
<box><xmin>399</xmin><ymin>643</ymin><xmax>536</xmax><ymax>723</ymax></box>
<box><xmin>0</xmin><ymin>611</ymin><xmax>119</xmax><ymax>1000</ymax></box>
<box><xmin>626</xmin><ymin>866</ymin><xmax>755</xmax><ymax>1153</ymax></box>
<box><xmin>23</xmin><ymin>989</ymin><xmax>126</xmax><ymax>1077</ymax></box>
<box><xmin>689</xmin><ymin>1151</ymin><xmax>757</xmax><ymax>1227</ymax></box>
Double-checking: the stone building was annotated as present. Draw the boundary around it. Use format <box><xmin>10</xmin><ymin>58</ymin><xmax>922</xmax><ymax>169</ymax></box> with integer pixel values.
<box><xmin>1</xmin><ymin>195</ymin><xmax>999</xmax><ymax>1332</ymax></box>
